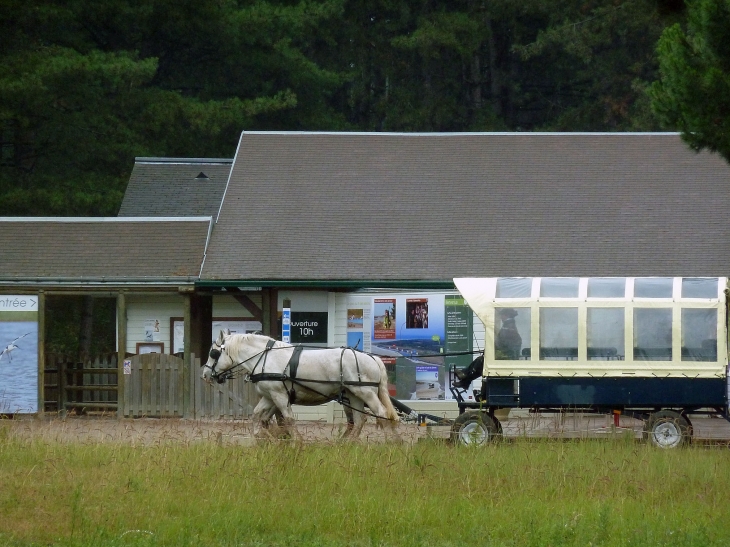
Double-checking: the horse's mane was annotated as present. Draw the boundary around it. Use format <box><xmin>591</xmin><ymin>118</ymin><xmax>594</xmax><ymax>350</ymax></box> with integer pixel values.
<box><xmin>224</xmin><ymin>332</ymin><xmax>291</xmax><ymax>356</ymax></box>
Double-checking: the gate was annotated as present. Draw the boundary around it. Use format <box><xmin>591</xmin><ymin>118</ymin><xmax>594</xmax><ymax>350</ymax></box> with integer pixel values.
<box><xmin>121</xmin><ymin>353</ymin><xmax>257</xmax><ymax>418</ymax></box>
<box><xmin>193</xmin><ymin>366</ymin><xmax>258</xmax><ymax>419</ymax></box>
<box><xmin>122</xmin><ymin>353</ymin><xmax>185</xmax><ymax>417</ymax></box>
<box><xmin>45</xmin><ymin>353</ymin><xmax>118</xmax><ymax>414</ymax></box>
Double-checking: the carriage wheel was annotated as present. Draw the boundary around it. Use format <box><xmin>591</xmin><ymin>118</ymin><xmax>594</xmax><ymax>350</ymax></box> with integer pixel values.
<box><xmin>450</xmin><ymin>411</ymin><xmax>499</xmax><ymax>446</ymax></box>
<box><xmin>644</xmin><ymin>410</ymin><xmax>691</xmax><ymax>449</ymax></box>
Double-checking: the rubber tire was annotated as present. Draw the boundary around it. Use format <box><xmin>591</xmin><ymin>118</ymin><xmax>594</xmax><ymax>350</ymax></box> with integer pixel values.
<box><xmin>450</xmin><ymin>411</ymin><xmax>498</xmax><ymax>446</ymax></box>
<box><xmin>644</xmin><ymin>410</ymin><xmax>692</xmax><ymax>449</ymax></box>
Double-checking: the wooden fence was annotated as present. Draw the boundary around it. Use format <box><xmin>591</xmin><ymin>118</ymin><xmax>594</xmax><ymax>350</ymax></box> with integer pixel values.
<box><xmin>45</xmin><ymin>352</ymin><xmax>258</xmax><ymax>419</ymax></box>
<box><xmin>45</xmin><ymin>353</ymin><xmax>118</xmax><ymax>414</ymax></box>
<box><xmin>121</xmin><ymin>353</ymin><xmax>258</xmax><ymax>419</ymax></box>
<box><xmin>122</xmin><ymin>353</ymin><xmax>185</xmax><ymax>417</ymax></box>
<box><xmin>193</xmin><ymin>357</ymin><xmax>259</xmax><ymax>419</ymax></box>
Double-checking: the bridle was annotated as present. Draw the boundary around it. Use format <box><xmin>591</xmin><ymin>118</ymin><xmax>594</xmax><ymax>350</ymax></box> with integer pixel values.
<box><xmin>202</xmin><ymin>341</ymin><xmax>230</xmax><ymax>383</ymax></box>
<box><xmin>202</xmin><ymin>339</ymin><xmax>275</xmax><ymax>384</ymax></box>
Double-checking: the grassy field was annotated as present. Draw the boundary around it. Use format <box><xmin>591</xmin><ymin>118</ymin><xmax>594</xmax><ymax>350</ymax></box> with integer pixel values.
<box><xmin>1</xmin><ymin>428</ymin><xmax>730</xmax><ymax>547</ymax></box>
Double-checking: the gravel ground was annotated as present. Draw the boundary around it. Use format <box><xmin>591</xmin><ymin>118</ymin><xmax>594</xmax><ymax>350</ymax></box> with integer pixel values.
<box><xmin>1</xmin><ymin>415</ymin><xmax>427</xmax><ymax>445</ymax></box>
<box><xmin>3</xmin><ymin>412</ymin><xmax>730</xmax><ymax>446</ymax></box>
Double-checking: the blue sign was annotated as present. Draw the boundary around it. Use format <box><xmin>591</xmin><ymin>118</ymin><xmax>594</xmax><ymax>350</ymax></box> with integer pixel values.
<box><xmin>282</xmin><ymin>308</ymin><xmax>291</xmax><ymax>343</ymax></box>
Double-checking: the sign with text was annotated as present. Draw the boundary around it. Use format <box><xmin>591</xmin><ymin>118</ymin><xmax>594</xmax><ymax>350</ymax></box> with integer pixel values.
<box><xmin>290</xmin><ymin>312</ymin><xmax>328</xmax><ymax>343</ymax></box>
<box><xmin>445</xmin><ymin>295</ymin><xmax>474</xmax><ymax>373</ymax></box>
<box><xmin>0</xmin><ymin>294</ymin><xmax>38</xmax><ymax>413</ymax></box>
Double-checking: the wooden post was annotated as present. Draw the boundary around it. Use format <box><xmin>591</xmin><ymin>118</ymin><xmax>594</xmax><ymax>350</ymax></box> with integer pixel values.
<box><xmin>261</xmin><ymin>288</ymin><xmax>279</xmax><ymax>338</ymax></box>
<box><xmin>116</xmin><ymin>292</ymin><xmax>127</xmax><ymax>418</ymax></box>
<box><xmin>183</xmin><ymin>293</ymin><xmax>191</xmax><ymax>418</ymax></box>
<box><xmin>187</xmin><ymin>292</ymin><xmax>212</xmax><ymax>419</ymax></box>
<box><xmin>37</xmin><ymin>291</ymin><xmax>45</xmax><ymax>416</ymax></box>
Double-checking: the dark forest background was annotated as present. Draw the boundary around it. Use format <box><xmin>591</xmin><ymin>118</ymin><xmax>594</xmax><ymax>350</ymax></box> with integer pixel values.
<box><xmin>3</xmin><ymin>0</ymin><xmax>729</xmax><ymax>357</ymax></box>
<box><xmin>2</xmin><ymin>0</ymin><xmax>729</xmax><ymax>219</ymax></box>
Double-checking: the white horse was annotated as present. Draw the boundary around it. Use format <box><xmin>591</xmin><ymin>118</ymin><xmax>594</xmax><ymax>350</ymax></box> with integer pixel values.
<box><xmin>201</xmin><ymin>332</ymin><xmax>400</xmax><ymax>440</ymax></box>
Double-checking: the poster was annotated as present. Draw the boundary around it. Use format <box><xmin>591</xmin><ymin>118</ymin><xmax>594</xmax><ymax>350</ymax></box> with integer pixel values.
<box><xmin>0</xmin><ymin>295</ymin><xmax>38</xmax><ymax>413</ymax></box>
<box><xmin>373</xmin><ymin>299</ymin><xmax>396</xmax><ymax>340</ymax></box>
<box><xmin>144</xmin><ymin>319</ymin><xmax>161</xmax><ymax>342</ymax></box>
<box><xmin>370</xmin><ymin>294</ymin><xmax>446</xmax><ymax>400</ymax></box>
<box><xmin>346</xmin><ymin>297</ymin><xmax>372</xmax><ymax>353</ymax></box>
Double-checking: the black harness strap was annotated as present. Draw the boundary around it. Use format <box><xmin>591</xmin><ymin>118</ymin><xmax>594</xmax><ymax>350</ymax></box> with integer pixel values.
<box><xmin>247</xmin><ymin>338</ymin><xmax>279</xmax><ymax>383</ymax></box>
<box><xmin>285</xmin><ymin>345</ymin><xmax>304</xmax><ymax>404</ymax></box>
<box><xmin>287</xmin><ymin>345</ymin><xmax>304</xmax><ymax>379</ymax></box>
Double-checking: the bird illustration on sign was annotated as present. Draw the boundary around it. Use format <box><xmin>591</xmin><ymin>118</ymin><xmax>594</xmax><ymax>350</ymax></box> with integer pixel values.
<box><xmin>0</xmin><ymin>332</ymin><xmax>31</xmax><ymax>362</ymax></box>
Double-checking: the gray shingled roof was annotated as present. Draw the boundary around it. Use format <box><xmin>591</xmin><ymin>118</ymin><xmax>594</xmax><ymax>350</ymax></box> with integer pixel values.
<box><xmin>201</xmin><ymin>132</ymin><xmax>730</xmax><ymax>284</ymax></box>
<box><xmin>118</xmin><ymin>158</ymin><xmax>231</xmax><ymax>217</ymax></box>
<box><xmin>0</xmin><ymin>218</ymin><xmax>211</xmax><ymax>285</ymax></box>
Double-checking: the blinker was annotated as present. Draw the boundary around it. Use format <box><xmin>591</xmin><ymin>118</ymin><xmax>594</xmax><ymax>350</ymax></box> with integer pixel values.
<box><xmin>209</xmin><ymin>348</ymin><xmax>221</xmax><ymax>359</ymax></box>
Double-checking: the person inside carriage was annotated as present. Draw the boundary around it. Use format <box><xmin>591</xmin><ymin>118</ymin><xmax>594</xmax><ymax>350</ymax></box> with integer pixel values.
<box><xmin>453</xmin><ymin>308</ymin><xmax>522</xmax><ymax>388</ymax></box>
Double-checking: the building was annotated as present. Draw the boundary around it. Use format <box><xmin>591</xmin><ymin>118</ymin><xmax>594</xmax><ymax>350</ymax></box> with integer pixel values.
<box><xmin>1</xmin><ymin>132</ymin><xmax>728</xmax><ymax>419</ymax></box>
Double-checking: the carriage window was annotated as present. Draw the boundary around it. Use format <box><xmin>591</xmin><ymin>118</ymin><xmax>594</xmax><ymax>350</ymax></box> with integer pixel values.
<box><xmin>634</xmin><ymin>308</ymin><xmax>672</xmax><ymax>360</ymax></box>
<box><xmin>494</xmin><ymin>307</ymin><xmax>530</xmax><ymax>360</ymax></box>
<box><xmin>540</xmin><ymin>308</ymin><xmax>578</xmax><ymax>360</ymax></box>
<box><xmin>587</xmin><ymin>308</ymin><xmax>624</xmax><ymax>360</ymax></box>
<box><xmin>634</xmin><ymin>278</ymin><xmax>673</xmax><ymax>298</ymax></box>
<box><xmin>588</xmin><ymin>278</ymin><xmax>626</xmax><ymax>298</ymax></box>
<box><xmin>681</xmin><ymin>278</ymin><xmax>719</xmax><ymax>299</ymax></box>
<box><xmin>540</xmin><ymin>278</ymin><xmax>579</xmax><ymax>298</ymax></box>
<box><xmin>682</xmin><ymin>308</ymin><xmax>717</xmax><ymax>361</ymax></box>
<box><xmin>496</xmin><ymin>278</ymin><xmax>532</xmax><ymax>298</ymax></box>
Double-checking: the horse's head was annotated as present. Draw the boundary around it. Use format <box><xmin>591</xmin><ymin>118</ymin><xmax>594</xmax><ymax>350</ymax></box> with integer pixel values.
<box><xmin>201</xmin><ymin>329</ymin><xmax>232</xmax><ymax>383</ymax></box>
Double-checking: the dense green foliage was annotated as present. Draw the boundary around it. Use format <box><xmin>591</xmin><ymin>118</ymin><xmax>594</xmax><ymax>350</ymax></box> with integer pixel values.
<box><xmin>651</xmin><ymin>0</ymin><xmax>730</xmax><ymax>163</ymax></box>
<box><xmin>2</xmin><ymin>434</ymin><xmax>730</xmax><ymax>546</ymax></box>
<box><xmin>0</xmin><ymin>0</ymin><xmax>694</xmax><ymax>216</ymax></box>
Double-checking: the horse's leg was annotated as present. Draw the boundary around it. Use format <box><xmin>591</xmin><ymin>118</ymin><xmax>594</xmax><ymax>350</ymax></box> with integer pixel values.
<box><xmin>251</xmin><ymin>397</ymin><xmax>278</xmax><ymax>438</ymax></box>
<box><xmin>354</xmin><ymin>388</ymin><xmax>401</xmax><ymax>442</ymax></box>
<box><xmin>343</xmin><ymin>396</ymin><xmax>367</xmax><ymax>439</ymax></box>
<box><xmin>342</xmin><ymin>404</ymin><xmax>355</xmax><ymax>438</ymax></box>
<box><xmin>268</xmin><ymin>388</ymin><xmax>301</xmax><ymax>440</ymax></box>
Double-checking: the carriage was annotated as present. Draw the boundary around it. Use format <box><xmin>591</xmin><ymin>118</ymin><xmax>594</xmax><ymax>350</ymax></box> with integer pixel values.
<box><xmin>448</xmin><ymin>276</ymin><xmax>730</xmax><ymax>448</ymax></box>
<box><xmin>202</xmin><ymin>276</ymin><xmax>729</xmax><ymax>448</ymax></box>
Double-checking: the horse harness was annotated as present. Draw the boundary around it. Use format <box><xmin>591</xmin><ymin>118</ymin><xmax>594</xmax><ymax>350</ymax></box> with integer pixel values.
<box><xmin>207</xmin><ymin>337</ymin><xmax>381</xmax><ymax>411</ymax></box>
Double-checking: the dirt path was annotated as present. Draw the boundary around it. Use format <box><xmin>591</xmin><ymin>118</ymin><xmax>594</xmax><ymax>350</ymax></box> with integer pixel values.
<box><xmin>4</xmin><ymin>413</ymin><xmax>729</xmax><ymax>446</ymax></box>
<box><xmin>1</xmin><ymin>416</ymin><xmax>427</xmax><ymax>445</ymax></box>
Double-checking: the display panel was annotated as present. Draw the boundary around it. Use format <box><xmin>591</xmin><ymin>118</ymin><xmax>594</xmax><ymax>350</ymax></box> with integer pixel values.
<box><xmin>0</xmin><ymin>295</ymin><xmax>38</xmax><ymax>413</ymax></box>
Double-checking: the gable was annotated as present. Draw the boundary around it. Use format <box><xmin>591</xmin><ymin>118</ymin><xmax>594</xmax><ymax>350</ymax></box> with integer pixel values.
<box><xmin>119</xmin><ymin>158</ymin><xmax>231</xmax><ymax>217</ymax></box>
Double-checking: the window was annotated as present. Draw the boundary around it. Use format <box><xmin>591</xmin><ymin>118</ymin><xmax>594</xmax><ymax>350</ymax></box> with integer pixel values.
<box><xmin>587</xmin><ymin>278</ymin><xmax>625</xmax><ymax>298</ymax></box>
<box><xmin>634</xmin><ymin>278</ymin><xmax>673</xmax><ymax>298</ymax></box>
<box><xmin>540</xmin><ymin>278</ymin><xmax>579</xmax><ymax>298</ymax></box>
<box><xmin>540</xmin><ymin>308</ymin><xmax>578</xmax><ymax>360</ymax></box>
<box><xmin>496</xmin><ymin>278</ymin><xmax>532</xmax><ymax>298</ymax></box>
<box><xmin>682</xmin><ymin>308</ymin><xmax>717</xmax><ymax>361</ymax></box>
<box><xmin>494</xmin><ymin>307</ymin><xmax>530</xmax><ymax>360</ymax></box>
<box><xmin>681</xmin><ymin>278</ymin><xmax>719</xmax><ymax>299</ymax></box>
<box><xmin>634</xmin><ymin>308</ymin><xmax>672</xmax><ymax>360</ymax></box>
<box><xmin>587</xmin><ymin>308</ymin><xmax>625</xmax><ymax>360</ymax></box>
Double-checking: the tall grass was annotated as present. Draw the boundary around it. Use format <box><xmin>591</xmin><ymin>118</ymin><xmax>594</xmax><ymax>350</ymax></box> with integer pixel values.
<box><xmin>1</xmin><ymin>429</ymin><xmax>729</xmax><ymax>546</ymax></box>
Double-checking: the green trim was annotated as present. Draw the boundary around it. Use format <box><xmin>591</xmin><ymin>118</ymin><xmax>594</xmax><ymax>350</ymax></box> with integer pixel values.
<box><xmin>0</xmin><ymin>312</ymin><xmax>37</xmax><ymax>321</ymax></box>
<box><xmin>196</xmin><ymin>279</ymin><xmax>456</xmax><ymax>290</ymax></box>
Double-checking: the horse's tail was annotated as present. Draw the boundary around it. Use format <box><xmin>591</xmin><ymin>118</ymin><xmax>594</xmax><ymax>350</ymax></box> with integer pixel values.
<box><xmin>374</xmin><ymin>355</ymin><xmax>399</xmax><ymax>423</ymax></box>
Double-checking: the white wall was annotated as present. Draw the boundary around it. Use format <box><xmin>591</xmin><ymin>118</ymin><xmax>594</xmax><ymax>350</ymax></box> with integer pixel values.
<box><xmin>124</xmin><ymin>294</ymin><xmax>261</xmax><ymax>354</ymax></box>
